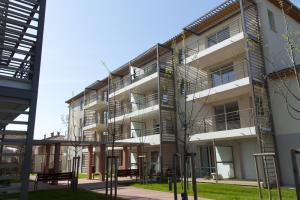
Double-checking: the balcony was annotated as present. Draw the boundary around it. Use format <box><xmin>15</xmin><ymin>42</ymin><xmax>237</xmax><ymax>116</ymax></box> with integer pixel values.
<box><xmin>109</xmin><ymin>93</ymin><xmax>159</xmax><ymax>124</ymax></box>
<box><xmin>84</xmin><ymin>93</ymin><xmax>108</xmax><ymax>111</ymax></box>
<box><xmin>83</xmin><ymin>114</ymin><xmax>107</xmax><ymax>132</ymax></box>
<box><xmin>109</xmin><ymin>63</ymin><xmax>157</xmax><ymax>98</ymax></box>
<box><xmin>113</xmin><ymin>127</ymin><xmax>173</xmax><ymax>145</ymax></box>
<box><xmin>186</xmin><ymin>61</ymin><xmax>251</xmax><ymax>103</ymax></box>
<box><xmin>189</xmin><ymin>108</ymin><xmax>256</xmax><ymax>142</ymax></box>
<box><xmin>185</xmin><ymin>18</ymin><xmax>244</xmax><ymax>68</ymax></box>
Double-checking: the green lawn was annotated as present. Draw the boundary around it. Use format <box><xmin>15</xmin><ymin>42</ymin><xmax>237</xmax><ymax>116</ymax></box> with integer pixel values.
<box><xmin>0</xmin><ymin>189</ymin><xmax>124</xmax><ymax>200</ymax></box>
<box><xmin>129</xmin><ymin>182</ymin><xmax>296</xmax><ymax>200</ymax></box>
<box><xmin>78</xmin><ymin>173</ymin><xmax>100</xmax><ymax>179</ymax></box>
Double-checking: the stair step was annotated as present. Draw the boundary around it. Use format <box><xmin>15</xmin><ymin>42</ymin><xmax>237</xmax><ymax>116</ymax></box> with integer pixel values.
<box><xmin>0</xmin><ymin>130</ymin><xmax>27</xmax><ymax>135</ymax></box>
<box><xmin>0</xmin><ymin>97</ymin><xmax>29</xmax><ymax>105</ymax></box>
<box><xmin>0</xmin><ymin>120</ymin><xmax>28</xmax><ymax>125</ymax></box>
<box><xmin>0</xmin><ymin>109</ymin><xmax>29</xmax><ymax>115</ymax></box>
<box><xmin>0</xmin><ymin>140</ymin><xmax>26</xmax><ymax>145</ymax></box>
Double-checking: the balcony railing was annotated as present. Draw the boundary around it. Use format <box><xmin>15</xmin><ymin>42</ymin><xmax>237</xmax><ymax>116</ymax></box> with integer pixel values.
<box><xmin>84</xmin><ymin>113</ymin><xmax>107</xmax><ymax>127</ymax></box>
<box><xmin>109</xmin><ymin>63</ymin><xmax>157</xmax><ymax>94</ymax></box>
<box><xmin>190</xmin><ymin>108</ymin><xmax>254</xmax><ymax>135</ymax></box>
<box><xmin>106</xmin><ymin>126</ymin><xmax>173</xmax><ymax>141</ymax></box>
<box><xmin>185</xmin><ymin>17</ymin><xmax>242</xmax><ymax>58</ymax></box>
<box><xmin>84</xmin><ymin>92</ymin><xmax>107</xmax><ymax>106</ymax></box>
<box><xmin>185</xmin><ymin>60</ymin><xmax>247</xmax><ymax>95</ymax></box>
<box><xmin>111</xmin><ymin>93</ymin><xmax>159</xmax><ymax>118</ymax></box>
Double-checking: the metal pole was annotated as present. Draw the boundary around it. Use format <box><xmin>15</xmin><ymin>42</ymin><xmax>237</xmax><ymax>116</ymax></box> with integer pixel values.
<box><xmin>173</xmin><ymin>154</ymin><xmax>178</xmax><ymax>200</ymax></box>
<box><xmin>114</xmin><ymin>157</ymin><xmax>118</xmax><ymax>200</ymax></box>
<box><xmin>156</xmin><ymin>44</ymin><xmax>163</xmax><ymax>182</ymax></box>
<box><xmin>254</xmin><ymin>155</ymin><xmax>262</xmax><ymax>200</ymax></box>
<box><xmin>263</xmin><ymin>155</ymin><xmax>272</xmax><ymax>200</ymax></box>
<box><xmin>105</xmin><ymin>156</ymin><xmax>109</xmax><ymax>200</ymax></box>
<box><xmin>291</xmin><ymin>149</ymin><xmax>300</xmax><ymax>200</ymax></box>
<box><xmin>191</xmin><ymin>153</ymin><xmax>197</xmax><ymax>200</ymax></box>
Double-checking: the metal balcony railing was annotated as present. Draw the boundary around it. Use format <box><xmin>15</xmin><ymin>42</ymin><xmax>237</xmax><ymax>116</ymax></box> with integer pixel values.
<box><xmin>130</xmin><ymin>127</ymin><xmax>160</xmax><ymax>138</ymax></box>
<box><xmin>184</xmin><ymin>60</ymin><xmax>248</xmax><ymax>95</ymax></box>
<box><xmin>190</xmin><ymin>108</ymin><xmax>255</xmax><ymax>135</ymax></box>
<box><xmin>84</xmin><ymin>113</ymin><xmax>107</xmax><ymax>127</ymax></box>
<box><xmin>84</xmin><ymin>93</ymin><xmax>107</xmax><ymax>106</ymax></box>
<box><xmin>110</xmin><ymin>93</ymin><xmax>159</xmax><ymax>118</ymax></box>
<box><xmin>132</xmin><ymin>63</ymin><xmax>157</xmax><ymax>83</ymax></box>
<box><xmin>110</xmin><ymin>63</ymin><xmax>157</xmax><ymax>93</ymax></box>
<box><xmin>185</xmin><ymin>18</ymin><xmax>242</xmax><ymax>58</ymax></box>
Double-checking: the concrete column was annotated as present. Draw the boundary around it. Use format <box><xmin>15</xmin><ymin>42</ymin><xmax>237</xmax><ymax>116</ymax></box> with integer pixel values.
<box><xmin>54</xmin><ymin>143</ymin><xmax>61</xmax><ymax>173</ymax></box>
<box><xmin>123</xmin><ymin>146</ymin><xmax>129</xmax><ymax>169</ymax></box>
<box><xmin>99</xmin><ymin>144</ymin><xmax>106</xmax><ymax>181</ymax></box>
<box><xmin>44</xmin><ymin>144</ymin><xmax>51</xmax><ymax>173</ymax></box>
<box><xmin>88</xmin><ymin>145</ymin><xmax>93</xmax><ymax>179</ymax></box>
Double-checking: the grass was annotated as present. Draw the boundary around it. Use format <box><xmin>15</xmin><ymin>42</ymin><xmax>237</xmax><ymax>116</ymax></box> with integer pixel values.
<box><xmin>78</xmin><ymin>173</ymin><xmax>100</xmax><ymax>179</ymax></box>
<box><xmin>129</xmin><ymin>182</ymin><xmax>296</xmax><ymax>200</ymax></box>
<box><xmin>0</xmin><ymin>189</ymin><xmax>124</xmax><ymax>200</ymax></box>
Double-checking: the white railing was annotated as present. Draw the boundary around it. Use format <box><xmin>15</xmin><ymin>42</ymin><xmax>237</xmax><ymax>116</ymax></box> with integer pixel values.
<box><xmin>190</xmin><ymin>108</ymin><xmax>254</xmax><ymax>135</ymax></box>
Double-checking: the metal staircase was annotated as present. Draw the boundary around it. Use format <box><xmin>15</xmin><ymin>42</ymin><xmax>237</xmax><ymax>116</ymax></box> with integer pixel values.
<box><xmin>0</xmin><ymin>0</ymin><xmax>46</xmax><ymax>199</ymax></box>
<box><xmin>240</xmin><ymin>0</ymin><xmax>278</xmax><ymax>186</ymax></box>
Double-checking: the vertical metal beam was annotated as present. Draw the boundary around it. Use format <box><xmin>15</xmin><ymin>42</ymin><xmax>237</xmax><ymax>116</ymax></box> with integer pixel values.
<box><xmin>254</xmin><ymin>155</ymin><xmax>262</xmax><ymax>200</ymax></box>
<box><xmin>20</xmin><ymin>0</ymin><xmax>46</xmax><ymax>199</ymax></box>
<box><xmin>156</xmin><ymin>44</ymin><xmax>163</xmax><ymax>181</ymax></box>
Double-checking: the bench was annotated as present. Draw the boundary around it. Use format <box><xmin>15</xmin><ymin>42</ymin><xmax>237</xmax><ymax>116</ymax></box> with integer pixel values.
<box><xmin>117</xmin><ymin>169</ymin><xmax>139</xmax><ymax>178</ymax></box>
<box><xmin>34</xmin><ymin>172</ymin><xmax>74</xmax><ymax>190</ymax></box>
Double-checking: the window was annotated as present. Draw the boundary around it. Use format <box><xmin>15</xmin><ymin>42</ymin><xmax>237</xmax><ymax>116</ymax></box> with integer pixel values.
<box><xmin>211</xmin><ymin>65</ymin><xmax>235</xmax><ymax>87</ymax></box>
<box><xmin>268</xmin><ymin>10</ymin><xmax>276</xmax><ymax>32</ymax></box>
<box><xmin>208</xmin><ymin>27</ymin><xmax>230</xmax><ymax>47</ymax></box>
<box><xmin>214</xmin><ymin>102</ymin><xmax>240</xmax><ymax>131</ymax></box>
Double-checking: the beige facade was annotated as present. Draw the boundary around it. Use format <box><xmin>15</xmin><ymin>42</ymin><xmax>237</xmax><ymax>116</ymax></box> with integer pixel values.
<box><xmin>65</xmin><ymin>0</ymin><xmax>300</xmax><ymax>186</ymax></box>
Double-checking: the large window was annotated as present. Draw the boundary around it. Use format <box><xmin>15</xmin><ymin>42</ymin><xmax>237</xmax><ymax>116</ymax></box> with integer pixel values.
<box><xmin>214</xmin><ymin>102</ymin><xmax>240</xmax><ymax>131</ymax></box>
<box><xmin>211</xmin><ymin>65</ymin><xmax>235</xmax><ymax>87</ymax></box>
<box><xmin>208</xmin><ymin>27</ymin><xmax>230</xmax><ymax>47</ymax></box>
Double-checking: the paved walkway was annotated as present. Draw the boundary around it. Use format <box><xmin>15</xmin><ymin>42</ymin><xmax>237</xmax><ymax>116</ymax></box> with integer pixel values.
<box><xmin>94</xmin><ymin>186</ymin><xmax>209</xmax><ymax>200</ymax></box>
<box><xmin>28</xmin><ymin>176</ymin><xmax>210</xmax><ymax>199</ymax></box>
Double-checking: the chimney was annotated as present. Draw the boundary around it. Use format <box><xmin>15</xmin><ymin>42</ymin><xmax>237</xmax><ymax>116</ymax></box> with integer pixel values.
<box><xmin>50</xmin><ymin>132</ymin><xmax>54</xmax><ymax>137</ymax></box>
<box><xmin>44</xmin><ymin>134</ymin><xmax>46</xmax><ymax>139</ymax></box>
<box><xmin>57</xmin><ymin>132</ymin><xmax>60</xmax><ymax>136</ymax></box>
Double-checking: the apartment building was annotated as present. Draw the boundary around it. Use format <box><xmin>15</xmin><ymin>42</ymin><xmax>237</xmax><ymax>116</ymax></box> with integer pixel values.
<box><xmin>66</xmin><ymin>80</ymin><xmax>108</xmax><ymax>175</ymax></box>
<box><xmin>66</xmin><ymin>0</ymin><xmax>300</xmax><ymax>186</ymax></box>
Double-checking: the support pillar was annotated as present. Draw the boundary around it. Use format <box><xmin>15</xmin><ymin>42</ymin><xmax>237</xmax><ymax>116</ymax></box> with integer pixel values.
<box><xmin>123</xmin><ymin>146</ymin><xmax>129</xmax><ymax>169</ymax></box>
<box><xmin>137</xmin><ymin>145</ymin><xmax>142</xmax><ymax>178</ymax></box>
<box><xmin>54</xmin><ymin>143</ymin><xmax>61</xmax><ymax>173</ymax></box>
<box><xmin>88</xmin><ymin>145</ymin><xmax>93</xmax><ymax>179</ymax></box>
<box><xmin>44</xmin><ymin>144</ymin><xmax>51</xmax><ymax>173</ymax></box>
<box><xmin>99</xmin><ymin>144</ymin><xmax>106</xmax><ymax>181</ymax></box>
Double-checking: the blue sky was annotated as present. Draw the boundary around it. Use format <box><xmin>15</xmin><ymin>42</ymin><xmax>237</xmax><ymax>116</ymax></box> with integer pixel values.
<box><xmin>35</xmin><ymin>0</ymin><xmax>300</xmax><ymax>139</ymax></box>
